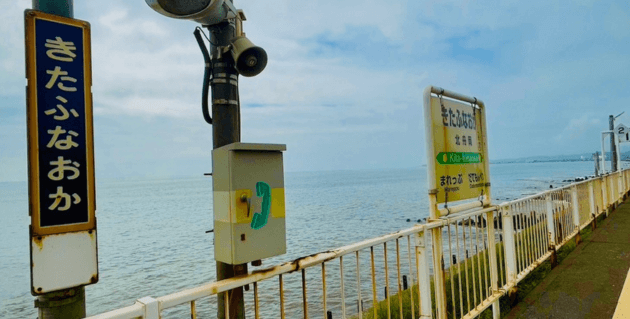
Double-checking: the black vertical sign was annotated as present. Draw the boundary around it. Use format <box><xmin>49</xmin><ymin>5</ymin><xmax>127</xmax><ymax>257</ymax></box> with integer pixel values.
<box><xmin>26</xmin><ymin>10</ymin><xmax>95</xmax><ymax>235</ymax></box>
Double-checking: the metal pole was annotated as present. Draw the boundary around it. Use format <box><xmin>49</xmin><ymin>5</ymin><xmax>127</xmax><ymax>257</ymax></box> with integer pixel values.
<box><xmin>602</xmin><ymin>133</ymin><xmax>608</xmax><ymax>174</ymax></box>
<box><xmin>33</xmin><ymin>0</ymin><xmax>73</xmax><ymax>17</ymax></box>
<box><xmin>30</xmin><ymin>3</ymin><xmax>87</xmax><ymax>319</ymax></box>
<box><xmin>207</xmin><ymin>20</ymin><xmax>247</xmax><ymax>319</ymax></box>
<box><xmin>611</xmin><ymin>115</ymin><xmax>618</xmax><ymax>172</ymax></box>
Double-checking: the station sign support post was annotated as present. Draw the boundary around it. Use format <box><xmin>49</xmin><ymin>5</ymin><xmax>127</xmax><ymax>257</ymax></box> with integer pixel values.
<box><xmin>26</xmin><ymin>1</ymin><xmax>97</xmax><ymax>318</ymax></box>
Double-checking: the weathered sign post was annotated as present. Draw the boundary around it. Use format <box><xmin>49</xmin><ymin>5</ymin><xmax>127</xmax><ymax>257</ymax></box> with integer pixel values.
<box><xmin>25</xmin><ymin>3</ymin><xmax>97</xmax><ymax>318</ymax></box>
<box><xmin>423</xmin><ymin>86</ymin><xmax>492</xmax><ymax>318</ymax></box>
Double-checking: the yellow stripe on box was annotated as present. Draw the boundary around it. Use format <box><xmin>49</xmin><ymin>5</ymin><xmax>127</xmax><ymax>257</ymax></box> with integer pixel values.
<box><xmin>229</xmin><ymin>188</ymin><xmax>285</xmax><ymax>224</ymax></box>
<box><xmin>271</xmin><ymin>188</ymin><xmax>285</xmax><ymax>218</ymax></box>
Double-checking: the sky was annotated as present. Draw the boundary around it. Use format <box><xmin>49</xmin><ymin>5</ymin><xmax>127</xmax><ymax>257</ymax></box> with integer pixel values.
<box><xmin>1</xmin><ymin>0</ymin><xmax>630</xmax><ymax>181</ymax></box>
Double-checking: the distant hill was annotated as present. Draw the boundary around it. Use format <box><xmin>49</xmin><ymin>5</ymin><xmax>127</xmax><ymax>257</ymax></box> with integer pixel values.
<box><xmin>491</xmin><ymin>151</ymin><xmax>630</xmax><ymax>164</ymax></box>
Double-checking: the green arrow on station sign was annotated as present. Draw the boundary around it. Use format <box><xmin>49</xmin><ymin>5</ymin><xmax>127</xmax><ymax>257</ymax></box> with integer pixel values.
<box><xmin>436</xmin><ymin>152</ymin><xmax>482</xmax><ymax>165</ymax></box>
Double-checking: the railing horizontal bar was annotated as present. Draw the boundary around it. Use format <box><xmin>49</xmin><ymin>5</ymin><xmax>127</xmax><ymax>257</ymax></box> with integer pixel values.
<box><xmin>84</xmin><ymin>303</ymin><xmax>144</xmax><ymax>319</ymax></box>
<box><xmin>438</xmin><ymin>206</ymin><xmax>499</xmax><ymax>224</ymax></box>
<box><xmin>159</xmin><ymin>224</ymin><xmax>427</xmax><ymax>308</ymax></box>
<box><xmin>439</xmin><ymin>200</ymin><xmax>484</xmax><ymax>216</ymax></box>
<box><xmin>501</xmin><ymin>174</ymin><xmax>612</xmax><ymax>208</ymax></box>
<box><xmin>554</xmin><ymin>229</ymin><xmax>579</xmax><ymax>250</ymax></box>
<box><xmin>501</xmin><ymin>187</ymin><xmax>570</xmax><ymax>207</ymax></box>
<box><xmin>460</xmin><ymin>291</ymin><xmax>504</xmax><ymax>319</ymax></box>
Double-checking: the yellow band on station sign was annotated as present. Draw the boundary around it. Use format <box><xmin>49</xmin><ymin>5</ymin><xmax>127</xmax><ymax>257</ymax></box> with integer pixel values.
<box><xmin>429</xmin><ymin>96</ymin><xmax>489</xmax><ymax>204</ymax></box>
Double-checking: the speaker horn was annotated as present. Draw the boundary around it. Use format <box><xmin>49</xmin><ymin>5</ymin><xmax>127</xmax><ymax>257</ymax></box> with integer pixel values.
<box><xmin>231</xmin><ymin>36</ymin><xmax>267</xmax><ymax>77</ymax></box>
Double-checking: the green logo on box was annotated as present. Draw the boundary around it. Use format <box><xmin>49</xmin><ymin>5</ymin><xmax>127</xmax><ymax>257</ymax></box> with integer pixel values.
<box><xmin>251</xmin><ymin>181</ymin><xmax>271</xmax><ymax>230</ymax></box>
<box><xmin>436</xmin><ymin>152</ymin><xmax>482</xmax><ymax>165</ymax></box>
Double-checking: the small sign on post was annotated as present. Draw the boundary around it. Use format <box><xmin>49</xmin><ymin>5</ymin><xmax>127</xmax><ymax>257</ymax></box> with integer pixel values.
<box><xmin>423</xmin><ymin>86</ymin><xmax>491</xmax><ymax>216</ymax></box>
<box><xmin>25</xmin><ymin>10</ymin><xmax>97</xmax><ymax>295</ymax></box>
<box><xmin>616</xmin><ymin>123</ymin><xmax>630</xmax><ymax>144</ymax></box>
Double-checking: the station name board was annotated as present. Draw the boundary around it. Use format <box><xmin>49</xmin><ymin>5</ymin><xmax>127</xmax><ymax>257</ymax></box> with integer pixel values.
<box><xmin>426</xmin><ymin>94</ymin><xmax>490</xmax><ymax>206</ymax></box>
<box><xmin>25</xmin><ymin>10</ymin><xmax>95</xmax><ymax>236</ymax></box>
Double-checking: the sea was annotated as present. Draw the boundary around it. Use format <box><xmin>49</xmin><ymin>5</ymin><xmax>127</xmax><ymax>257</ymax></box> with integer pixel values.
<box><xmin>0</xmin><ymin>161</ymin><xmax>602</xmax><ymax>318</ymax></box>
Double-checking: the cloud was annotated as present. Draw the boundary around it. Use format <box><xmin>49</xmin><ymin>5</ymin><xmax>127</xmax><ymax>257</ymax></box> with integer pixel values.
<box><xmin>554</xmin><ymin>114</ymin><xmax>601</xmax><ymax>142</ymax></box>
<box><xmin>2</xmin><ymin>0</ymin><xmax>630</xmax><ymax>179</ymax></box>
<box><xmin>0</xmin><ymin>0</ymin><xmax>31</xmax><ymax>96</ymax></box>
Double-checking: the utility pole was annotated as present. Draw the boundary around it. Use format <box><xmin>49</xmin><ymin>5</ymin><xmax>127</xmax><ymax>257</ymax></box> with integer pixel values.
<box><xmin>144</xmin><ymin>2</ymin><xmax>269</xmax><ymax>317</ymax></box>
<box><xmin>30</xmin><ymin>2</ymin><xmax>87</xmax><ymax>319</ymax></box>
<box><xmin>610</xmin><ymin>115</ymin><xmax>618</xmax><ymax>172</ymax></box>
<box><xmin>208</xmin><ymin>21</ymin><xmax>247</xmax><ymax>319</ymax></box>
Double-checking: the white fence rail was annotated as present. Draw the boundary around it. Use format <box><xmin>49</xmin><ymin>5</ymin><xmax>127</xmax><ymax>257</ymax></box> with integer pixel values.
<box><xmin>86</xmin><ymin>169</ymin><xmax>630</xmax><ymax>319</ymax></box>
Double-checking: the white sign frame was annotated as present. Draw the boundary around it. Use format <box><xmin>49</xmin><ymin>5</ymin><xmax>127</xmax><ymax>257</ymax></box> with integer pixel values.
<box><xmin>423</xmin><ymin>86</ymin><xmax>491</xmax><ymax>218</ymax></box>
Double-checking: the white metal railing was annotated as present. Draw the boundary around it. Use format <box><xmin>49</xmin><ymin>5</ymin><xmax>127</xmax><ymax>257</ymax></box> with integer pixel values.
<box><xmin>86</xmin><ymin>169</ymin><xmax>630</xmax><ymax>319</ymax></box>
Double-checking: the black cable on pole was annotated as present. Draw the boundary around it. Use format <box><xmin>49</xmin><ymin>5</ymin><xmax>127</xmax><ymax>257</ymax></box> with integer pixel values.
<box><xmin>194</xmin><ymin>27</ymin><xmax>213</xmax><ymax>125</ymax></box>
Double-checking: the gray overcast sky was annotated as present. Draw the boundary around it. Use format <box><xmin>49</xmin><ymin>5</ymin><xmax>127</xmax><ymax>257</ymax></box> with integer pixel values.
<box><xmin>2</xmin><ymin>0</ymin><xmax>630</xmax><ymax>181</ymax></box>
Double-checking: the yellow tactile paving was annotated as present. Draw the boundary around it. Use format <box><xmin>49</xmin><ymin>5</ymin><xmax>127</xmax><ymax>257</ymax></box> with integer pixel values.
<box><xmin>613</xmin><ymin>268</ymin><xmax>630</xmax><ymax>318</ymax></box>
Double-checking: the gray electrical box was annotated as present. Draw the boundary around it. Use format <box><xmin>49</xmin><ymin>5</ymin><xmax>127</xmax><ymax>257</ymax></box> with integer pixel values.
<box><xmin>212</xmin><ymin>142</ymin><xmax>286</xmax><ymax>265</ymax></box>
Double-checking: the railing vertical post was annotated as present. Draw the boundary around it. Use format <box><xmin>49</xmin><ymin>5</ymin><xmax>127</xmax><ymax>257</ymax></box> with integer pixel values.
<box><xmin>620</xmin><ymin>171</ymin><xmax>623</xmax><ymax>199</ymax></box>
<box><xmin>610</xmin><ymin>174</ymin><xmax>616</xmax><ymax>206</ymax></box>
<box><xmin>602</xmin><ymin>176</ymin><xmax>609</xmax><ymax>215</ymax></box>
<box><xmin>615</xmin><ymin>173</ymin><xmax>619</xmax><ymax>203</ymax></box>
<box><xmin>501</xmin><ymin>207</ymin><xmax>517</xmax><ymax>284</ymax></box>
<box><xmin>430</xmin><ymin>225</ymin><xmax>447</xmax><ymax>319</ymax></box>
<box><xmin>545</xmin><ymin>193</ymin><xmax>556</xmax><ymax>245</ymax></box>
<box><xmin>571</xmin><ymin>186</ymin><xmax>581</xmax><ymax>244</ymax></box>
<box><xmin>427</xmin><ymin>190</ymin><xmax>446</xmax><ymax>318</ymax></box>
<box><xmin>415</xmin><ymin>230</ymin><xmax>433</xmax><ymax>319</ymax></box>
<box><xmin>617</xmin><ymin>169</ymin><xmax>624</xmax><ymax>202</ymax></box>
<box><xmin>137</xmin><ymin>297</ymin><xmax>159</xmax><ymax>319</ymax></box>
<box><xmin>589</xmin><ymin>181</ymin><xmax>596</xmax><ymax>216</ymax></box>
<box><xmin>610</xmin><ymin>172</ymin><xmax>617</xmax><ymax>204</ymax></box>
<box><xmin>545</xmin><ymin>193</ymin><xmax>558</xmax><ymax>267</ymax></box>
<box><xmin>485</xmin><ymin>210</ymin><xmax>500</xmax><ymax>319</ymax></box>
<box><xmin>608</xmin><ymin>175</ymin><xmax>613</xmax><ymax>215</ymax></box>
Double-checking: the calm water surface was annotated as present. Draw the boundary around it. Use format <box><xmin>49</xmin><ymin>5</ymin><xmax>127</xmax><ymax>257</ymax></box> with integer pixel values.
<box><xmin>0</xmin><ymin>162</ymin><xmax>598</xmax><ymax>317</ymax></box>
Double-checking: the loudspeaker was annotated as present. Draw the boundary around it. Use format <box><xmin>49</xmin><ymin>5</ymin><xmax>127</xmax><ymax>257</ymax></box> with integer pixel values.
<box><xmin>231</xmin><ymin>36</ymin><xmax>267</xmax><ymax>77</ymax></box>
